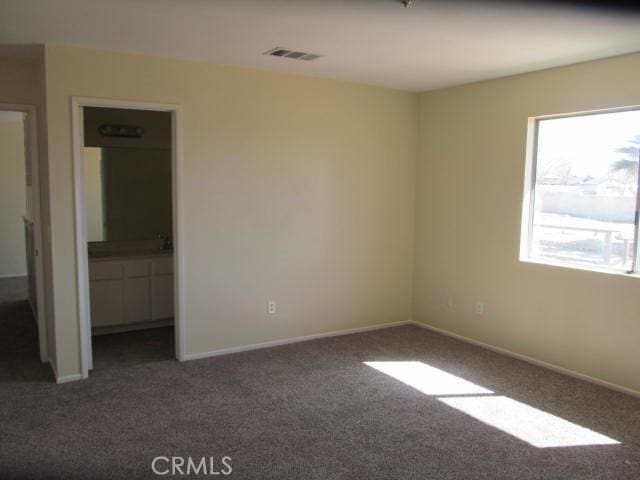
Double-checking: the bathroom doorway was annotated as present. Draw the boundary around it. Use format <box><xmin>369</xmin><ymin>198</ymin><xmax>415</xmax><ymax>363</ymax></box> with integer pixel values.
<box><xmin>72</xmin><ymin>98</ymin><xmax>184</xmax><ymax>377</ymax></box>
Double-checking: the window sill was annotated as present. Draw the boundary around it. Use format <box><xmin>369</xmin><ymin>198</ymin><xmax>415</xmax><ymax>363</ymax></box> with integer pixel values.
<box><xmin>519</xmin><ymin>256</ymin><xmax>640</xmax><ymax>278</ymax></box>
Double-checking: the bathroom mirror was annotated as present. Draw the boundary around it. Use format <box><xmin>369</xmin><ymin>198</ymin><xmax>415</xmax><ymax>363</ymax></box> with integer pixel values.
<box><xmin>83</xmin><ymin>107</ymin><xmax>172</xmax><ymax>242</ymax></box>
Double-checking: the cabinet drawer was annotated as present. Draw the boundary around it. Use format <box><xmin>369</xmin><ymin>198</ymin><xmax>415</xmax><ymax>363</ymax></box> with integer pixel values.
<box><xmin>89</xmin><ymin>261</ymin><xmax>124</xmax><ymax>281</ymax></box>
<box><xmin>124</xmin><ymin>260</ymin><xmax>151</xmax><ymax>278</ymax></box>
<box><xmin>152</xmin><ymin>257</ymin><xmax>173</xmax><ymax>275</ymax></box>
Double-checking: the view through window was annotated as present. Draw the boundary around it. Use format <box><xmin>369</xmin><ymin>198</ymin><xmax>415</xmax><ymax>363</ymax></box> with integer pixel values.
<box><xmin>526</xmin><ymin>109</ymin><xmax>640</xmax><ymax>273</ymax></box>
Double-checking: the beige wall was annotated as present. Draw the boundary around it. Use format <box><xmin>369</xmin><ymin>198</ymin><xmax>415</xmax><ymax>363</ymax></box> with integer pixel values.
<box><xmin>44</xmin><ymin>45</ymin><xmax>418</xmax><ymax>378</ymax></box>
<box><xmin>0</xmin><ymin>56</ymin><xmax>38</xmax><ymax>225</ymax></box>
<box><xmin>0</xmin><ymin>54</ymin><xmax>40</xmax><ymax>106</ymax></box>
<box><xmin>414</xmin><ymin>52</ymin><xmax>640</xmax><ymax>394</ymax></box>
<box><xmin>37</xmin><ymin>44</ymin><xmax>640</xmax><ymax>392</ymax></box>
<box><xmin>0</xmin><ymin>118</ymin><xmax>27</xmax><ymax>276</ymax></box>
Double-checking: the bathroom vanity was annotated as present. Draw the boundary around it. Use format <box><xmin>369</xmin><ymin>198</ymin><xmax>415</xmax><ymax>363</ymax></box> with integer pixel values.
<box><xmin>88</xmin><ymin>252</ymin><xmax>174</xmax><ymax>334</ymax></box>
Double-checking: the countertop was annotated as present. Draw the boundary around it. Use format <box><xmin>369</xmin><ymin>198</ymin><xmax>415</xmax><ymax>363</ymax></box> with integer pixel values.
<box><xmin>88</xmin><ymin>250</ymin><xmax>174</xmax><ymax>262</ymax></box>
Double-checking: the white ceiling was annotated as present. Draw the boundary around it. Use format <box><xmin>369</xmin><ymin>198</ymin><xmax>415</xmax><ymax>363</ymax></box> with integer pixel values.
<box><xmin>1</xmin><ymin>0</ymin><xmax>640</xmax><ymax>91</ymax></box>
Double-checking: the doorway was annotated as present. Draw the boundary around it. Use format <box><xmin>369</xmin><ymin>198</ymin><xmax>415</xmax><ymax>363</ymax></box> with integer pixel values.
<box><xmin>72</xmin><ymin>98</ymin><xmax>184</xmax><ymax>377</ymax></box>
<box><xmin>0</xmin><ymin>104</ymin><xmax>47</xmax><ymax>365</ymax></box>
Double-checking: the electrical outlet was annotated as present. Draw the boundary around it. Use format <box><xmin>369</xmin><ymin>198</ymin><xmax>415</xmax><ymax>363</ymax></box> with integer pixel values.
<box><xmin>267</xmin><ymin>300</ymin><xmax>276</xmax><ymax>315</ymax></box>
<box><xmin>475</xmin><ymin>301</ymin><xmax>485</xmax><ymax>315</ymax></box>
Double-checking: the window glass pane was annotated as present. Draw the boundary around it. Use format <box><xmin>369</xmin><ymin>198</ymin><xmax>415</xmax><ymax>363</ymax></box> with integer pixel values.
<box><xmin>531</xmin><ymin>110</ymin><xmax>640</xmax><ymax>271</ymax></box>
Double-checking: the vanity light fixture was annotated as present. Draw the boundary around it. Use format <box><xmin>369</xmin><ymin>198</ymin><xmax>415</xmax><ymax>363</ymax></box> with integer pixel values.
<box><xmin>98</xmin><ymin>124</ymin><xmax>145</xmax><ymax>138</ymax></box>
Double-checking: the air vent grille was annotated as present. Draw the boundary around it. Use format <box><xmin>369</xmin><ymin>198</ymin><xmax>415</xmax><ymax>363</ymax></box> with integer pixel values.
<box><xmin>264</xmin><ymin>47</ymin><xmax>322</xmax><ymax>61</ymax></box>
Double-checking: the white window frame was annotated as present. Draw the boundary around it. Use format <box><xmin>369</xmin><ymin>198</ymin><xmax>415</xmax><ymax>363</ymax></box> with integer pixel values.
<box><xmin>520</xmin><ymin>105</ymin><xmax>640</xmax><ymax>276</ymax></box>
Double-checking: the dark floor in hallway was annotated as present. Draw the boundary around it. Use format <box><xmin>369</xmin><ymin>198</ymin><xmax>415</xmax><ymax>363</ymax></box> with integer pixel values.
<box><xmin>0</xmin><ymin>300</ymin><xmax>50</xmax><ymax>384</ymax></box>
<box><xmin>1</xmin><ymin>300</ymin><xmax>640</xmax><ymax>479</ymax></box>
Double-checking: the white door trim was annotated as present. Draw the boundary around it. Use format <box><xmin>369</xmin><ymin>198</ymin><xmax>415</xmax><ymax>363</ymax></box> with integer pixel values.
<box><xmin>71</xmin><ymin>97</ymin><xmax>186</xmax><ymax>379</ymax></box>
<box><xmin>0</xmin><ymin>103</ymin><xmax>48</xmax><ymax>363</ymax></box>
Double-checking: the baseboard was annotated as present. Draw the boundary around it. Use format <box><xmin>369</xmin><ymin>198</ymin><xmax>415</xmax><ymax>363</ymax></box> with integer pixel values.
<box><xmin>183</xmin><ymin>320</ymin><xmax>412</xmax><ymax>361</ymax></box>
<box><xmin>410</xmin><ymin>320</ymin><xmax>640</xmax><ymax>399</ymax></box>
<box><xmin>56</xmin><ymin>373</ymin><xmax>83</xmax><ymax>384</ymax></box>
<box><xmin>50</xmin><ymin>359</ymin><xmax>82</xmax><ymax>384</ymax></box>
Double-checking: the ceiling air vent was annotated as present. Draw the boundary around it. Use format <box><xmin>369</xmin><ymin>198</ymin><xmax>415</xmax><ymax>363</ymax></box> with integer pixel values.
<box><xmin>264</xmin><ymin>47</ymin><xmax>322</xmax><ymax>61</ymax></box>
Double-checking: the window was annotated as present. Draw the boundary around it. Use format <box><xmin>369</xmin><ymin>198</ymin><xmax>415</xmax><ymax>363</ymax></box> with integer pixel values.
<box><xmin>522</xmin><ymin>108</ymin><xmax>640</xmax><ymax>274</ymax></box>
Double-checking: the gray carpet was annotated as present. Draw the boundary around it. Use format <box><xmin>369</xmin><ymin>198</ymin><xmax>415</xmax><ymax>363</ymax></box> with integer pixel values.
<box><xmin>1</xmin><ymin>300</ymin><xmax>640</xmax><ymax>479</ymax></box>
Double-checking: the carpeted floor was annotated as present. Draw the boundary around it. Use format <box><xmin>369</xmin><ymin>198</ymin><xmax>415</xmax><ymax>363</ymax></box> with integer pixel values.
<box><xmin>1</xmin><ymin>300</ymin><xmax>640</xmax><ymax>479</ymax></box>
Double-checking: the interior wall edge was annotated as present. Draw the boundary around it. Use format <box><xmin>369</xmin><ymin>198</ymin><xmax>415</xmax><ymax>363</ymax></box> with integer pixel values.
<box><xmin>47</xmin><ymin>357</ymin><xmax>80</xmax><ymax>384</ymax></box>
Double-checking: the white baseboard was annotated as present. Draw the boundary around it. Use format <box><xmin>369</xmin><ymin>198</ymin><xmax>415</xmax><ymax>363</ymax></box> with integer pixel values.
<box><xmin>183</xmin><ymin>320</ymin><xmax>412</xmax><ymax>361</ymax></box>
<box><xmin>50</xmin><ymin>359</ymin><xmax>83</xmax><ymax>384</ymax></box>
<box><xmin>410</xmin><ymin>320</ymin><xmax>640</xmax><ymax>399</ymax></box>
<box><xmin>56</xmin><ymin>374</ymin><xmax>83</xmax><ymax>384</ymax></box>
<box><xmin>56</xmin><ymin>373</ymin><xmax>82</xmax><ymax>385</ymax></box>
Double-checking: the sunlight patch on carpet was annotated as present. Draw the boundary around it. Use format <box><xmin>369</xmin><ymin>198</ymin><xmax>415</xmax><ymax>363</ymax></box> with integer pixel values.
<box><xmin>364</xmin><ymin>361</ymin><xmax>492</xmax><ymax>396</ymax></box>
<box><xmin>439</xmin><ymin>395</ymin><xmax>620</xmax><ymax>448</ymax></box>
<box><xmin>365</xmin><ymin>361</ymin><xmax>620</xmax><ymax>448</ymax></box>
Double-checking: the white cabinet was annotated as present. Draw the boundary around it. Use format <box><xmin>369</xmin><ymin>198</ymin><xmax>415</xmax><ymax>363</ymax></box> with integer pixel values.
<box><xmin>89</xmin><ymin>255</ymin><xmax>174</xmax><ymax>331</ymax></box>
<box><xmin>90</xmin><ymin>279</ymin><xmax>125</xmax><ymax>327</ymax></box>
<box><xmin>151</xmin><ymin>257</ymin><xmax>174</xmax><ymax>321</ymax></box>
<box><xmin>152</xmin><ymin>275</ymin><xmax>174</xmax><ymax>320</ymax></box>
<box><xmin>123</xmin><ymin>260</ymin><xmax>152</xmax><ymax>324</ymax></box>
<box><xmin>90</xmin><ymin>261</ymin><xmax>124</xmax><ymax>281</ymax></box>
<box><xmin>125</xmin><ymin>277</ymin><xmax>151</xmax><ymax>323</ymax></box>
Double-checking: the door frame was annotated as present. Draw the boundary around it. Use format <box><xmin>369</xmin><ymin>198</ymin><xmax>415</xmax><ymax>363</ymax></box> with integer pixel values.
<box><xmin>71</xmin><ymin>97</ymin><xmax>186</xmax><ymax>378</ymax></box>
<box><xmin>0</xmin><ymin>103</ymin><xmax>48</xmax><ymax>363</ymax></box>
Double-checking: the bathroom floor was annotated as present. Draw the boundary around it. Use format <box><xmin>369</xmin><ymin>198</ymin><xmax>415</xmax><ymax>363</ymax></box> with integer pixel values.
<box><xmin>92</xmin><ymin>326</ymin><xmax>174</xmax><ymax>371</ymax></box>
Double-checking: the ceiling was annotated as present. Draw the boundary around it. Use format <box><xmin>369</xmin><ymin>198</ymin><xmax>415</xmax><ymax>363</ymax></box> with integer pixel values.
<box><xmin>1</xmin><ymin>0</ymin><xmax>640</xmax><ymax>92</ymax></box>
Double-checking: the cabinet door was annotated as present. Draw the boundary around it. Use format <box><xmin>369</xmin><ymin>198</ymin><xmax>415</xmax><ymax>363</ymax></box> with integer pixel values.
<box><xmin>152</xmin><ymin>274</ymin><xmax>174</xmax><ymax>320</ymax></box>
<box><xmin>90</xmin><ymin>279</ymin><xmax>125</xmax><ymax>327</ymax></box>
<box><xmin>125</xmin><ymin>276</ymin><xmax>151</xmax><ymax>324</ymax></box>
